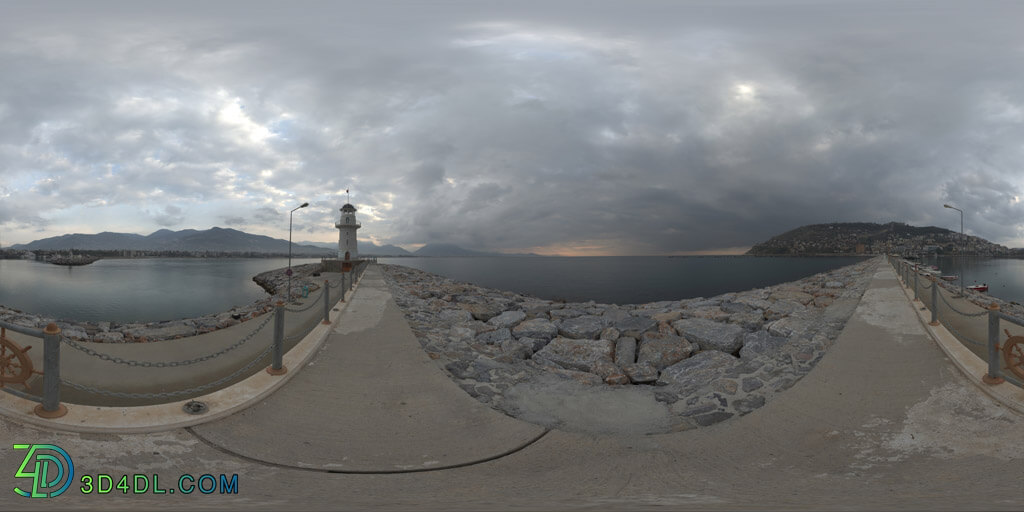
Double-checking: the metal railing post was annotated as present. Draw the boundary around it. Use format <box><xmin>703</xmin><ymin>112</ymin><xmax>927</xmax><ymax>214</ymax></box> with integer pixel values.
<box><xmin>929</xmin><ymin>277</ymin><xmax>939</xmax><ymax>326</ymax></box>
<box><xmin>913</xmin><ymin>269</ymin><xmax>919</xmax><ymax>302</ymax></box>
<box><xmin>322</xmin><ymin>279</ymin><xmax>331</xmax><ymax>325</ymax></box>
<box><xmin>983</xmin><ymin>303</ymin><xmax>1005</xmax><ymax>385</ymax></box>
<box><xmin>266</xmin><ymin>301</ymin><xmax>287</xmax><ymax>375</ymax></box>
<box><xmin>35</xmin><ymin>322</ymin><xmax>68</xmax><ymax>418</ymax></box>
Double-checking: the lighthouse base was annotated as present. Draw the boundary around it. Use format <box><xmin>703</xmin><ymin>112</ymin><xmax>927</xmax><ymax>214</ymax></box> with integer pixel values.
<box><xmin>321</xmin><ymin>258</ymin><xmax>361</xmax><ymax>273</ymax></box>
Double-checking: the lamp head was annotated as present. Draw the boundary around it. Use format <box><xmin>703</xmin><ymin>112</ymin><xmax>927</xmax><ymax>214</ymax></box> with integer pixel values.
<box><xmin>943</xmin><ymin>204</ymin><xmax>951</xmax><ymax>208</ymax></box>
<box><xmin>300</xmin><ymin>202</ymin><xmax>309</xmax><ymax>208</ymax></box>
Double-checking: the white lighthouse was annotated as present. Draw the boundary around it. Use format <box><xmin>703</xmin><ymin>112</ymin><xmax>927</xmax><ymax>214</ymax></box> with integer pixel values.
<box><xmin>335</xmin><ymin>203</ymin><xmax>361</xmax><ymax>261</ymax></box>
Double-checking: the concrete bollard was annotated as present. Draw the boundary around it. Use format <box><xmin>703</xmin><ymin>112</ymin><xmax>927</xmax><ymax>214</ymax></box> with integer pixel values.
<box><xmin>322</xmin><ymin>279</ymin><xmax>331</xmax><ymax>325</ymax></box>
<box><xmin>266</xmin><ymin>301</ymin><xmax>287</xmax><ymax>376</ymax></box>
<box><xmin>983</xmin><ymin>303</ymin><xmax>1005</xmax><ymax>385</ymax></box>
<box><xmin>35</xmin><ymin>322</ymin><xmax>68</xmax><ymax>418</ymax></box>
<box><xmin>929</xmin><ymin>277</ymin><xmax>939</xmax><ymax>326</ymax></box>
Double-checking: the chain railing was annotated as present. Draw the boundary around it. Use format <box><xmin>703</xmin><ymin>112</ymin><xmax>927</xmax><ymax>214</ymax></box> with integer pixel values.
<box><xmin>0</xmin><ymin>261</ymin><xmax>380</xmax><ymax>415</ymax></box>
<box><xmin>60</xmin><ymin>311</ymin><xmax>275</xmax><ymax>368</ymax></box>
<box><xmin>887</xmin><ymin>255</ymin><xmax>1020</xmax><ymax>387</ymax></box>
<box><xmin>285</xmin><ymin>287</ymin><xmax>326</xmax><ymax>313</ymax></box>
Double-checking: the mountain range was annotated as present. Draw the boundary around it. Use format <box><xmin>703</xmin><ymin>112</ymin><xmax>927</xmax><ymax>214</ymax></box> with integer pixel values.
<box><xmin>11</xmin><ymin>228</ymin><xmax>536</xmax><ymax>257</ymax></box>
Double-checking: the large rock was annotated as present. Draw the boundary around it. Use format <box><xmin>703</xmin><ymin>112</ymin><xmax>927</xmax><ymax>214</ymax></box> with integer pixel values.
<box><xmin>500</xmin><ymin>338</ymin><xmax>535</xmax><ymax>360</ymax></box>
<box><xmin>476</xmin><ymin>328</ymin><xmax>512</xmax><ymax>345</ymax></box>
<box><xmin>614</xmin><ymin>336</ymin><xmax>637</xmax><ymax>366</ymax></box>
<box><xmin>636</xmin><ymin>331</ymin><xmax>694</xmax><ymax>370</ymax></box>
<box><xmin>651</xmin><ymin>311</ymin><xmax>683</xmax><ymax>323</ymax></box>
<box><xmin>558</xmin><ymin>315</ymin><xmax>604</xmax><ymax>339</ymax></box>
<box><xmin>739</xmin><ymin>331</ymin><xmax>789</xmax><ymax>359</ymax></box>
<box><xmin>720</xmin><ymin>301</ymin><xmax>752</xmax><ymax>314</ymax></box>
<box><xmin>516</xmin><ymin>336</ymin><xmax>549</xmax><ymax>353</ymax></box>
<box><xmin>764</xmin><ymin>300</ymin><xmax>804</xmax><ymax>321</ymax></box>
<box><xmin>487</xmin><ymin>310</ymin><xmax>527</xmax><ymax>329</ymax></box>
<box><xmin>512</xmin><ymin>318</ymin><xmax>559</xmax><ymax>341</ymax></box>
<box><xmin>449</xmin><ymin>325</ymin><xmax>477</xmax><ymax>342</ymax></box>
<box><xmin>601</xmin><ymin>308</ymin><xmax>631</xmax><ymax>324</ymax></box>
<box><xmin>671</xmin><ymin>318</ymin><xmax>744</xmax><ymax>354</ymax></box>
<box><xmin>728</xmin><ymin>310</ymin><xmax>765</xmax><ymax>330</ymax></box>
<box><xmin>438</xmin><ymin>308</ymin><xmax>475</xmax><ymax>325</ymax></box>
<box><xmin>600</xmin><ymin>327</ymin><xmax>621</xmax><ymax>341</ymax></box>
<box><xmin>533</xmin><ymin>337</ymin><xmax>614</xmax><ymax>373</ymax></box>
<box><xmin>657</xmin><ymin>350</ymin><xmax>742</xmax><ymax>387</ymax></box>
<box><xmin>734</xmin><ymin>296</ymin><xmax>772</xmax><ymax>311</ymax></box>
<box><xmin>623</xmin><ymin>361</ymin><xmax>659</xmax><ymax>383</ymax></box>
<box><xmin>462</xmin><ymin>303</ymin><xmax>503</xmax><ymax>321</ymax></box>
<box><xmin>770</xmin><ymin>289</ymin><xmax>814</xmax><ymax>305</ymax></box>
<box><xmin>682</xmin><ymin>307</ymin><xmax>730</xmax><ymax>321</ymax></box>
<box><xmin>767</xmin><ymin>314</ymin><xmax>817</xmax><ymax>339</ymax></box>
<box><xmin>615</xmin><ymin>316</ymin><xmax>658</xmax><ymax>338</ymax></box>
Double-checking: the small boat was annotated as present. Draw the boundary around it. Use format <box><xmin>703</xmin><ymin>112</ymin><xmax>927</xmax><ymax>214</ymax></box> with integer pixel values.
<box><xmin>917</xmin><ymin>267</ymin><xmax>941</xmax><ymax>276</ymax></box>
<box><xmin>940</xmin><ymin>275</ymin><xmax>958</xmax><ymax>281</ymax></box>
<box><xmin>967</xmin><ymin>284</ymin><xmax>989</xmax><ymax>292</ymax></box>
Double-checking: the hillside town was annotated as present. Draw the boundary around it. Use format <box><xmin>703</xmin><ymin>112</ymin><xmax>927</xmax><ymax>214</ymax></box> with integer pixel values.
<box><xmin>747</xmin><ymin>222</ymin><xmax>1012</xmax><ymax>257</ymax></box>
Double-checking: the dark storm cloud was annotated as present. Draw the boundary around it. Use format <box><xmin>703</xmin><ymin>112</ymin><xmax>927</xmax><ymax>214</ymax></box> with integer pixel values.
<box><xmin>2</xmin><ymin>1</ymin><xmax>1024</xmax><ymax>252</ymax></box>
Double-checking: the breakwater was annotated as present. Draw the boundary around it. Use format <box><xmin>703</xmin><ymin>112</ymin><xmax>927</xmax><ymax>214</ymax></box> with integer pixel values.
<box><xmin>0</xmin><ymin>263</ymin><xmax>326</xmax><ymax>343</ymax></box>
<box><xmin>382</xmin><ymin>257</ymin><xmax>879</xmax><ymax>432</ymax></box>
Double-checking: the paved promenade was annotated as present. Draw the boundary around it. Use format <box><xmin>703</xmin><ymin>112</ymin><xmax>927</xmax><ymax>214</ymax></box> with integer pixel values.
<box><xmin>3</xmin><ymin>261</ymin><xmax>1024</xmax><ymax>510</ymax></box>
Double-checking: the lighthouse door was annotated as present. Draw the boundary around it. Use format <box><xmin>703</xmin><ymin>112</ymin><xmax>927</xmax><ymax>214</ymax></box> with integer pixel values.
<box><xmin>344</xmin><ymin>251</ymin><xmax>351</xmax><ymax>261</ymax></box>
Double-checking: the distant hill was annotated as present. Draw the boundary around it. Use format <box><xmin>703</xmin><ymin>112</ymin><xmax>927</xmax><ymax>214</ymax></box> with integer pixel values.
<box><xmin>14</xmin><ymin>228</ymin><xmax>335</xmax><ymax>255</ymax></box>
<box><xmin>298</xmin><ymin>240</ymin><xmax>412</xmax><ymax>256</ymax></box>
<box><xmin>746</xmin><ymin>221</ymin><xmax>1010</xmax><ymax>256</ymax></box>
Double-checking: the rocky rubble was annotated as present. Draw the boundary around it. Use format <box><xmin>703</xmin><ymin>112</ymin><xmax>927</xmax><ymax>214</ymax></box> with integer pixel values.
<box><xmin>0</xmin><ymin>263</ymin><xmax>327</xmax><ymax>343</ymax></box>
<box><xmin>381</xmin><ymin>257</ymin><xmax>879</xmax><ymax>431</ymax></box>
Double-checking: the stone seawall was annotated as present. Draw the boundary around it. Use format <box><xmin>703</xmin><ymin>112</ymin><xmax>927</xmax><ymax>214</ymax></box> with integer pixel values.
<box><xmin>382</xmin><ymin>256</ymin><xmax>881</xmax><ymax>433</ymax></box>
<box><xmin>0</xmin><ymin>263</ymin><xmax>326</xmax><ymax>343</ymax></box>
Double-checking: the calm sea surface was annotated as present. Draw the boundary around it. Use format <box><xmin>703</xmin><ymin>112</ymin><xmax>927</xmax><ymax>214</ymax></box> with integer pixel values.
<box><xmin>919</xmin><ymin>255</ymin><xmax>1024</xmax><ymax>304</ymax></box>
<box><xmin>0</xmin><ymin>257</ymin><xmax>321</xmax><ymax>323</ymax></box>
<box><xmin>379</xmin><ymin>256</ymin><xmax>871</xmax><ymax>305</ymax></box>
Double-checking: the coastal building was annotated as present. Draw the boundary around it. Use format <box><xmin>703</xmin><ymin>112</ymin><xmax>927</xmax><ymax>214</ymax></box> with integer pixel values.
<box><xmin>335</xmin><ymin>203</ymin><xmax>361</xmax><ymax>261</ymax></box>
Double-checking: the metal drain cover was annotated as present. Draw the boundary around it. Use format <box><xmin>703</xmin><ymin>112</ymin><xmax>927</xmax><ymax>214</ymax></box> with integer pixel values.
<box><xmin>183</xmin><ymin>400</ymin><xmax>208</xmax><ymax>415</ymax></box>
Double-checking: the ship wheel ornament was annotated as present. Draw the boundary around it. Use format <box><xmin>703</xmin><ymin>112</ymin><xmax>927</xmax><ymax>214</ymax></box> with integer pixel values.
<box><xmin>1002</xmin><ymin>329</ymin><xmax>1024</xmax><ymax>381</ymax></box>
<box><xmin>0</xmin><ymin>328</ymin><xmax>39</xmax><ymax>391</ymax></box>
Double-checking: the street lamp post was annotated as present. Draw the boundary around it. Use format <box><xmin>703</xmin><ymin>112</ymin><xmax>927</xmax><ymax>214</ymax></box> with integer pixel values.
<box><xmin>943</xmin><ymin>204</ymin><xmax>965</xmax><ymax>296</ymax></box>
<box><xmin>288</xmin><ymin>202</ymin><xmax>310</xmax><ymax>303</ymax></box>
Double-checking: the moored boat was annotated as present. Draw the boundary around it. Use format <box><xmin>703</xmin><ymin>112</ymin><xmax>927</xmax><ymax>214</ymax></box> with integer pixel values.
<box><xmin>940</xmin><ymin>275</ymin><xmax>958</xmax><ymax>281</ymax></box>
<box><xmin>967</xmin><ymin>283</ymin><xmax>988</xmax><ymax>292</ymax></box>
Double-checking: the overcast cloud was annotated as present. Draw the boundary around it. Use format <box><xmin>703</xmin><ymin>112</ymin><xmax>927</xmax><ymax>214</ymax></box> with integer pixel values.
<box><xmin>2</xmin><ymin>0</ymin><xmax>1024</xmax><ymax>255</ymax></box>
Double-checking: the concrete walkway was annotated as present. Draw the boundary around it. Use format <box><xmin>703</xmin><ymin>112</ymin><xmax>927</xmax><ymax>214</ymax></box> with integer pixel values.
<box><xmin>189</xmin><ymin>266</ymin><xmax>546</xmax><ymax>471</ymax></box>
<box><xmin>3</xmin><ymin>261</ymin><xmax>1024</xmax><ymax>510</ymax></box>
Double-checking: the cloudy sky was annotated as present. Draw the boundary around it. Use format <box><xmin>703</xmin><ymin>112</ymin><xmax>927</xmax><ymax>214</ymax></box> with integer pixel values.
<box><xmin>2</xmin><ymin>1</ymin><xmax>1023</xmax><ymax>255</ymax></box>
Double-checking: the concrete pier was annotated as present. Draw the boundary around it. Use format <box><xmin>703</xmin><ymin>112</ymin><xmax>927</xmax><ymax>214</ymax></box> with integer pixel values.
<box><xmin>3</xmin><ymin>261</ymin><xmax>1024</xmax><ymax>510</ymax></box>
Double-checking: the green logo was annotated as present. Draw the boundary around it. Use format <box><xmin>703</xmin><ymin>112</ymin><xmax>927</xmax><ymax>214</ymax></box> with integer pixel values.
<box><xmin>13</xmin><ymin>444</ymin><xmax>74</xmax><ymax>498</ymax></box>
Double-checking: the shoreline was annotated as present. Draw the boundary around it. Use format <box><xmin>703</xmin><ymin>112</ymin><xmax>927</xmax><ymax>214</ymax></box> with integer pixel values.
<box><xmin>0</xmin><ymin>263</ymin><xmax>327</xmax><ymax>343</ymax></box>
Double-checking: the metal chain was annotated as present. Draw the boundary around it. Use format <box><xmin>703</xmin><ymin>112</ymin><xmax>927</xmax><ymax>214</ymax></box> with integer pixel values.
<box><xmin>60</xmin><ymin>343</ymin><xmax>274</xmax><ymax>399</ymax></box>
<box><xmin>284</xmin><ymin>288</ymin><xmax>324</xmax><ymax>313</ymax></box>
<box><xmin>919</xmin><ymin>281</ymin><xmax>933</xmax><ymax>290</ymax></box>
<box><xmin>936</xmin><ymin>287</ymin><xmax>989</xmax><ymax>317</ymax></box>
<box><xmin>60</xmin><ymin>312</ymin><xmax>276</xmax><ymax>367</ymax></box>
<box><xmin>942</xmin><ymin>321</ymin><xmax>986</xmax><ymax>347</ymax></box>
